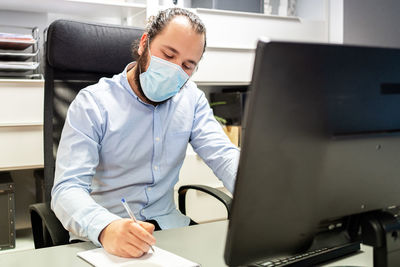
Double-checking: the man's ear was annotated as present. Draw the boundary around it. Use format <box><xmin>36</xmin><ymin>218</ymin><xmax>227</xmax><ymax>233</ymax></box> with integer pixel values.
<box><xmin>138</xmin><ymin>33</ymin><xmax>148</xmax><ymax>56</ymax></box>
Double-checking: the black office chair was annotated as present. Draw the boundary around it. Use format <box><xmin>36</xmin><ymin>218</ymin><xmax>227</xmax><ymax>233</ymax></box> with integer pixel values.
<box><xmin>29</xmin><ymin>19</ymin><xmax>232</xmax><ymax>249</ymax></box>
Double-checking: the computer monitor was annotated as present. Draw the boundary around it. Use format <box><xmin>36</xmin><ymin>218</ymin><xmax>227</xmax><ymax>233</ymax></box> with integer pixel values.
<box><xmin>224</xmin><ymin>40</ymin><xmax>400</xmax><ymax>266</ymax></box>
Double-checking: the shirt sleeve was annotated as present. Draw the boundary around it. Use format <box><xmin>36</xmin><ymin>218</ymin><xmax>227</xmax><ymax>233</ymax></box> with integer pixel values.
<box><xmin>189</xmin><ymin>91</ymin><xmax>240</xmax><ymax>193</ymax></box>
<box><xmin>51</xmin><ymin>90</ymin><xmax>120</xmax><ymax>247</ymax></box>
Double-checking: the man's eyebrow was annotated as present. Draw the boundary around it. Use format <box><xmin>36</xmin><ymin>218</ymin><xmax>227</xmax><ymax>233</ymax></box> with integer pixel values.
<box><xmin>163</xmin><ymin>45</ymin><xmax>198</xmax><ymax>66</ymax></box>
<box><xmin>163</xmin><ymin>45</ymin><xmax>179</xmax><ymax>54</ymax></box>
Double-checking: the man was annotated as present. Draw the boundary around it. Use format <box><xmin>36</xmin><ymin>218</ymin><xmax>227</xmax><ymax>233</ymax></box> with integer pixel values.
<box><xmin>51</xmin><ymin>8</ymin><xmax>240</xmax><ymax>258</ymax></box>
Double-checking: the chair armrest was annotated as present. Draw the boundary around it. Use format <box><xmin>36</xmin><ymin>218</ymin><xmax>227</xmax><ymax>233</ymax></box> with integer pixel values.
<box><xmin>178</xmin><ymin>184</ymin><xmax>232</xmax><ymax>219</ymax></box>
<box><xmin>29</xmin><ymin>202</ymin><xmax>70</xmax><ymax>248</ymax></box>
<box><xmin>33</xmin><ymin>169</ymin><xmax>44</xmax><ymax>203</ymax></box>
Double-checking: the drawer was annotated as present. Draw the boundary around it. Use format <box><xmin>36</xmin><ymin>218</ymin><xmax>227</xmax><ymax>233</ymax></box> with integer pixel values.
<box><xmin>0</xmin><ymin>125</ymin><xmax>43</xmax><ymax>170</ymax></box>
<box><xmin>0</xmin><ymin>80</ymin><xmax>44</xmax><ymax>126</ymax></box>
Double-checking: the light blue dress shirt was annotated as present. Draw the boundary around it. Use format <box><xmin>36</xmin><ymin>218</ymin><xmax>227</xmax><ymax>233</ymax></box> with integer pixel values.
<box><xmin>51</xmin><ymin>63</ymin><xmax>240</xmax><ymax>246</ymax></box>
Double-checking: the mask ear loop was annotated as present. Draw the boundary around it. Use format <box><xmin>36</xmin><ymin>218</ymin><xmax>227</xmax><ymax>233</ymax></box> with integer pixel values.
<box><xmin>138</xmin><ymin>36</ymin><xmax>151</xmax><ymax>75</ymax></box>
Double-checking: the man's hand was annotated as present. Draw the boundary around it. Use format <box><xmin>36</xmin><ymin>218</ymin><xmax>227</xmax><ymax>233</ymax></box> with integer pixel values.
<box><xmin>99</xmin><ymin>218</ymin><xmax>156</xmax><ymax>258</ymax></box>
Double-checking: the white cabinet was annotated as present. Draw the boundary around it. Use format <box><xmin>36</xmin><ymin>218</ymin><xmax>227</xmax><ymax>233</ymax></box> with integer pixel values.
<box><xmin>192</xmin><ymin>47</ymin><xmax>255</xmax><ymax>85</ymax></box>
<box><xmin>0</xmin><ymin>80</ymin><xmax>44</xmax><ymax>170</ymax></box>
<box><xmin>196</xmin><ymin>8</ymin><xmax>327</xmax><ymax>49</ymax></box>
<box><xmin>191</xmin><ymin>8</ymin><xmax>328</xmax><ymax>84</ymax></box>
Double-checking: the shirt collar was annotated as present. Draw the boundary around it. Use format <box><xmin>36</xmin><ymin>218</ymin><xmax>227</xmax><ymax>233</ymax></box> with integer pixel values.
<box><xmin>121</xmin><ymin>62</ymin><xmax>155</xmax><ymax>107</ymax></box>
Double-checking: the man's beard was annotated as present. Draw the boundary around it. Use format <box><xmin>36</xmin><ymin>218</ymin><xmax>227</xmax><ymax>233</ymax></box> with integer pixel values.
<box><xmin>133</xmin><ymin>47</ymin><xmax>152</xmax><ymax>103</ymax></box>
<box><xmin>133</xmin><ymin>48</ymin><xmax>169</xmax><ymax>105</ymax></box>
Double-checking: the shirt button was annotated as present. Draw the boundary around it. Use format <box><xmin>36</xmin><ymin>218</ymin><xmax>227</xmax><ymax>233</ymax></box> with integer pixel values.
<box><xmin>155</xmin><ymin>137</ymin><xmax>160</xmax><ymax>142</ymax></box>
<box><xmin>154</xmin><ymin>166</ymin><xmax>158</xmax><ymax>170</ymax></box>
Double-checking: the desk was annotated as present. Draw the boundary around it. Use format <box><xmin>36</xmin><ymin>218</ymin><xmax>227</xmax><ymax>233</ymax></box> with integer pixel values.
<box><xmin>0</xmin><ymin>220</ymin><xmax>372</xmax><ymax>267</ymax></box>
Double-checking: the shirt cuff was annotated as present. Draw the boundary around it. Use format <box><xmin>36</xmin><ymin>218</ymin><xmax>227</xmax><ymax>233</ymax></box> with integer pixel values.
<box><xmin>221</xmin><ymin>151</ymin><xmax>240</xmax><ymax>194</ymax></box>
<box><xmin>88</xmin><ymin>212</ymin><xmax>121</xmax><ymax>247</ymax></box>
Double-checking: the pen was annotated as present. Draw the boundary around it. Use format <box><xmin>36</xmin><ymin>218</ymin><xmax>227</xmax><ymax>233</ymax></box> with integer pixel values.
<box><xmin>121</xmin><ymin>198</ymin><xmax>155</xmax><ymax>253</ymax></box>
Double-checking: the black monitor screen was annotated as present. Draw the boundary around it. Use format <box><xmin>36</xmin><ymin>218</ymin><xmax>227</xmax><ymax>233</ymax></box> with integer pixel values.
<box><xmin>224</xmin><ymin>40</ymin><xmax>400</xmax><ymax>266</ymax></box>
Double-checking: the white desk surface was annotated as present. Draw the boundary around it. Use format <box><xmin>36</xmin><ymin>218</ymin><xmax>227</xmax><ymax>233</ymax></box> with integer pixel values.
<box><xmin>0</xmin><ymin>220</ymin><xmax>372</xmax><ymax>267</ymax></box>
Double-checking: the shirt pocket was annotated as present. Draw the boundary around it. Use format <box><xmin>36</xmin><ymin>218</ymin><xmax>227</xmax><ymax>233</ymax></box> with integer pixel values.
<box><xmin>165</xmin><ymin>130</ymin><xmax>191</xmax><ymax>165</ymax></box>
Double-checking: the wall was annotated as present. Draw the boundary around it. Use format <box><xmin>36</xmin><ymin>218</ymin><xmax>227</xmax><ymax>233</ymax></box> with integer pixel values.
<box><xmin>0</xmin><ymin>10</ymin><xmax>48</xmax><ymax>31</ymax></box>
<box><xmin>343</xmin><ymin>0</ymin><xmax>400</xmax><ymax>48</ymax></box>
<box><xmin>297</xmin><ymin>0</ymin><xmax>326</xmax><ymax>20</ymax></box>
<box><xmin>328</xmin><ymin>0</ymin><xmax>343</xmax><ymax>43</ymax></box>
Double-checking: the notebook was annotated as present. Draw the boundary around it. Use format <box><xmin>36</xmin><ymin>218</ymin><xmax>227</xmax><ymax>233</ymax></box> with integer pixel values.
<box><xmin>77</xmin><ymin>246</ymin><xmax>200</xmax><ymax>267</ymax></box>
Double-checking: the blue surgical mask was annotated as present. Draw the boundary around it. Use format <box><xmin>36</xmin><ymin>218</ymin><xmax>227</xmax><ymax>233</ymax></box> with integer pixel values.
<box><xmin>139</xmin><ymin>44</ymin><xmax>189</xmax><ymax>102</ymax></box>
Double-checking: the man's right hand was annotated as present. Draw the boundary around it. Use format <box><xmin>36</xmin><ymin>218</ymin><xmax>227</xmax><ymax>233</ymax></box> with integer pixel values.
<box><xmin>99</xmin><ymin>218</ymin><xmax>156</xmax><ymax>258</ymax></box>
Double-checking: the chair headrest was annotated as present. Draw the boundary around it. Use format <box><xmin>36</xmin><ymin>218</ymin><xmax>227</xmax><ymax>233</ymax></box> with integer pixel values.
<box><xmin>46</xmin><ymin>20</ymin><xmax>144</xmax><ymax>74</ymax></box>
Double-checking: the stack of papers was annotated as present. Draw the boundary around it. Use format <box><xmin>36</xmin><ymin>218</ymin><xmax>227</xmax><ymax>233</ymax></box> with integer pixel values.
<box><xmin>0</xmin><ymin>32</ymin><xmax>34</xmax><ymax>40</ymax></box>
<box><xmin>0</xmin><ymin>61</ymin><xmax>39</xmax><ymax>72</ymax></box>
<box><xmin>0</xmin><ymin>32</ymin><xmax>36</xmax><ymax>50</ymax></box>
<box><xmin>77</xmin><ymin>246</ymin><xmax>200</xmax><ymax>267</ymax></box>
<box><xmin>0</xmin><ymin>50</ymin><xmax>38</xmax><ymax>60</ymax></box>
<box><xmin>0</xmin><ymin>29</ymin><xmax>40</xmax><ymax>79</ymax></box>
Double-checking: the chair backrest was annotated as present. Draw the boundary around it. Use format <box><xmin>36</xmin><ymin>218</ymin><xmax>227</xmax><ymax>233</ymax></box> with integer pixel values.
<box><xmin>43</xmin><ymin>19</ymin><xmax>144</xmax><ymax>202</ymax></box>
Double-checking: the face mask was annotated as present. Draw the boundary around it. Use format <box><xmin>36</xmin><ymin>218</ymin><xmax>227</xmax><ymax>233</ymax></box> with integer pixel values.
<box><xmin>139</xmin><ymin>42</ymin><xmax>189</xmax><ymax>102</ymax></box>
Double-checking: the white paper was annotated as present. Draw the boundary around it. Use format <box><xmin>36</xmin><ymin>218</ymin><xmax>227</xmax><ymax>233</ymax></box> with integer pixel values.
<box><xmin>77</xmin><ymin>246</ymin><xmax>200</xmax><ymax>267</ymax></box>
<box><xmin>0</xmin><ymin>61</ymin><xmax>39</xmax><ymax>70</ymax></box>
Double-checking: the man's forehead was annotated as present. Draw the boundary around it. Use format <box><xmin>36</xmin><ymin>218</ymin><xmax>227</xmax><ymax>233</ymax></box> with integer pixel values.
<box><xmin>151</xmin><ymin>18</ymin><xmax>204</xmax><ymax>57</ymax></box>
<box><xmin>170</xmin><ymin>15</ymin><xmax>192</xmax><ymax>27</ymax></box>
<box><xmin>160</xmin><ymin>16</ymin><xmax>197</xmax><ymax>36</ymax></box>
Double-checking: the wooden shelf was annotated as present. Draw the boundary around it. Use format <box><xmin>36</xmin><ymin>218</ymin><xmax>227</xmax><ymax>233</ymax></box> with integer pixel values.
<box><xmin>0</xmin><ymin>79</ymin><xmax>44</xmax><ymax>84</ymax></box>
<box><xmin>0</xmin><ymin>122</ymin><xmax>42</xmax><ymax>127</ymax></box>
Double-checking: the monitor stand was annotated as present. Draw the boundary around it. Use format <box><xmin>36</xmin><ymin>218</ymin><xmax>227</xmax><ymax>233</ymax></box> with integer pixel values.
<box><xmin>252</xmin><ymin>226</ymin><xmax>361</xmax><ymax>266</ymax></box>
<box><xmin>361</xmin><ymin>209</ymin><xmax>400</xmax><ymax>267</ymax></box>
